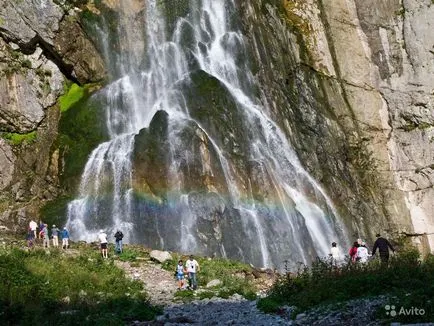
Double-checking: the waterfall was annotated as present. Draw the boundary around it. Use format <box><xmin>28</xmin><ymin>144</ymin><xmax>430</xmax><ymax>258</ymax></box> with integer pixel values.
<box><xmin>66</xmin><ymin>0</ymin><xmax>349</xmax><ymax>269</ymax></box>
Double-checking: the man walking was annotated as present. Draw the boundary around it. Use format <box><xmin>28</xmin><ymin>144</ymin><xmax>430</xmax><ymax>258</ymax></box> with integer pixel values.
<box><xmin>185</xmin><ymin>255</ymin><xmax>200</xmax><ymax>290</ymax></box>
<box><xmin>372</xmin><ymin>233</ymin><xmax>395</xmax><ymax>264</ymax></box>
<box><xmin>114</xmin><ymin>230</ymin><xmax>124</xmax><ymax>254</ymax></box>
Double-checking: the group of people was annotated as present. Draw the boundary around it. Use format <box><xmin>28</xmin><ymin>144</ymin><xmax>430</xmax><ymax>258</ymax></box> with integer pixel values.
<box><xmin>175</xmin><ymin>255</ymin><xmax>200</xmax><ymax>290</ymax></box>
<box><xmin>97</xmin><ymin>229</ymin><xmax>124</xmax><ymax>258</ymax></box>
<box><xmin>27</xmin><ymin>220</ymin><xmax>69</xmax><ymax>249</ymax></box>
<box><xmin>330</xmin><ymin>233</ymin><xmax>395</xmax><ymax>265</ymax></box>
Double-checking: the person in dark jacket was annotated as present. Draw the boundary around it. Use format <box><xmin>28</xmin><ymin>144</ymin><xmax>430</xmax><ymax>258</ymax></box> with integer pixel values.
<box><xmin>114</xmin><ymin>230</ymin><xmax>124</xmax><ymax>254</ymax></box>
<box><xmin>372</xmin><ymin>233</ymin><xmax>395</xmax><ymax>263</ymax></box>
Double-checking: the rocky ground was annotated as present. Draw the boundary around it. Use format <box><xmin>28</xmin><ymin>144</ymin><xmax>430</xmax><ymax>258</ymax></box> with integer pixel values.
<box><xmin>116</xmin><ymin>256</ymin><xmax>422</xmax><ymax>326</ymax></box>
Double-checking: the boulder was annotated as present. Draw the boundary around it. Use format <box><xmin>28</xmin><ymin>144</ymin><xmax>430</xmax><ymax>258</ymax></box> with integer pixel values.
<box><xmin>150</xmin><ymin>250</ymin><xmax>172</xmax><ymax>263</ymax></box>
<box><xmin>206</xmin><ymin>279</ymin><xmax>222</xmax><ymax>288</ymax></box>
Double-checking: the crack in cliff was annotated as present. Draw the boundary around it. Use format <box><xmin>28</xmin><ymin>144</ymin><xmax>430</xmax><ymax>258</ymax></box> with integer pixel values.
<box><xmin>315</xmin><ymin>0</ymin><xmax>361</xmax><ymax>134</ymax></box>
<box><xmin>0</xmin><ymin>143</ymin><xmax>15</xmax><ymax>165</ymax></box>
<box><xmin>0</xmin><ymin>3</ymin><xmax>80</xmax><ymax>85</ymax></box>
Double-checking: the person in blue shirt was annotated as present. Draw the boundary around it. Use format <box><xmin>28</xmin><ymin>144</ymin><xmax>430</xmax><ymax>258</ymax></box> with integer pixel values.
<box><xmin>61</xmin><ymin>227</ymin><xmax>70</xmax><ymax>249</ymax></box>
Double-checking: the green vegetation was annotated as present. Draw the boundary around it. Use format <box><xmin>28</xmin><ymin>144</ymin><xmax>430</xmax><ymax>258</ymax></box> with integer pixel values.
<box><xmin>1</xmin><ymin>131</ymin><xmax>37</xmax><ymax>146</ymax></box>
<box><xmin>258</xmin><ymin>248</ymin><xmax>434</xmax><ymax>323</ymax></box>
<box><xmin>57</xmin><ymin>88</ymin><xmax>108</xmax><ymax>190</ymax></box>
<box><xmin>0</xmin><ymin>246</ymin><xmax>161</xmax><ymax>325</ymax></box>
<box><xmin>39</xmin><ymin>195</ymin><xmax>73</xmax><ymax>229</ymax></box>
<box><xmin>59</xmin><ymin>83</ymin><xmax>89</xmax><ymax>112</ymax></box>
<box><xmin>162</xmin><ymin>254</ymin><xmax>257</xmax><ymax>301</ymax></box>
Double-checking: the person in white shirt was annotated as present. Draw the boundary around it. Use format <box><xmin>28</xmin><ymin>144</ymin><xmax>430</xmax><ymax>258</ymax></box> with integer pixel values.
<box><xmin>330</xmin><ymin>242</ymin><xmax>340</xmax><ymax>265</ymax></box>
<box><xmin>185</xmin><ymin>255</ymin><xmax>200</xmax><ymax>290</ymax></box>
<box><xmin>29</xmin><ymin>220</ymin><xmax>37</xmax><ymax>239</ymax></box>
<box><xmin>98</xmin><ymin>230</ymin><xmax>108</xmax><ymax>258</ymax></box>
<box><xmin>356</xmin><ymin>242</ymin><xmax>369</xmax><ymax>263</ymax></box>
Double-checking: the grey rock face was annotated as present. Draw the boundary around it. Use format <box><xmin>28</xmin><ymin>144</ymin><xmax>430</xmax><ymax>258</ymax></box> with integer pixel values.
<box><xmin>0</xmin><ymin>139</ymin><xmax>15</xmax><ymax>191</ymax></box>
<box><xmin>0</xmin><ymin>0</ymin><xmax>64</xmax><ymax>47</ymax></box>
<box><xmin>0</xmin><ymin>0</ymin><xmax>106</xmax><ymax>231</ymax></box>
<box><xmin>238</xmin><ymin>0</ymin><xmax>434</xmax><ymax>253</ymax></box>
<box><xmin>0</xmin><ymin>38</ymin><xmax>64</xmax><ymax>132</ymax></box>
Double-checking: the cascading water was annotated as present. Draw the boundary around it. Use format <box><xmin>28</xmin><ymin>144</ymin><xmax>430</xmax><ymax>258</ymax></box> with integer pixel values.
<box><xmin>67</xmin><ymin>0</ymin><xmax>350</xmax><ymax>269</ymax></box>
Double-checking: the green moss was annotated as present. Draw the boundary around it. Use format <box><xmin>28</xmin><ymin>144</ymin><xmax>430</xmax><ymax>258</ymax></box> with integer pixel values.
<box><xmin>59</xmin><ymin>83</ymin><xmax>88</xmax><ymax>112</ymax></box>
<box><xmin>20</xmin><ymin>59</ymin><xmax>32</xmax><ymax>69</ymax></box>
<box><xmin>57</xmin><ymin>91</ymin><xmax>108</xmax><ymax>190</ymax></box>
<box><xmin>39</xmin><ymin>195</ymin><xmax>73</xmax><ymax>228</ymax></box>
<box><xmin>1</xmin><ymin>131</ymin><xmax>37</xmax><ymax>146</ymax></box>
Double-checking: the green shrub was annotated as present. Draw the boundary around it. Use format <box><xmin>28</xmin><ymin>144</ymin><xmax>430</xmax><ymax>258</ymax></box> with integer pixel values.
<box><xmin>0</xmin><ymin>247</ymin><xmax>160</xmax><ymax>324</ymax></box>
<box><xmin>118</xmin><ymin>249</ymin><xmax>138</xmax><ymax>262</ymax></box>
<box><xmin>259</xmin><ymin>249</ymin><xmax>434</xmax><ymax>323</ymax></box>
<box><xmin>1</xmin><ymin>131</ymin><xmax>37</xmax><ymax>145</ymax></box>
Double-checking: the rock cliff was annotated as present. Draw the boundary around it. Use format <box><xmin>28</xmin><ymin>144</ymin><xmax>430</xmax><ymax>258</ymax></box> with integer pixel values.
<box><xmin>0</xmin><ymin>0</ymin><xmax>433</xmax><ymax>256</ymax></box>
<box><xmin>0</xmin><ymin>0</ymin><xmax>105</xmax><ymax>229</ymax></box>
<box><xmin>237</xmin><ymin>0</ymin><xmax>434</xmax><ymax>253</ymax></box>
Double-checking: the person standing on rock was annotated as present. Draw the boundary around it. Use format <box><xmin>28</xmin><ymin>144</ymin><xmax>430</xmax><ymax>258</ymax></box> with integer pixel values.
<box><xmin>185</xmin><ymin>255</ymin><xmax>200</xmax><ymax>290</ymax></box>
<box><xmin>99</xmin><ymin>230</ymin><xmax>108</xmax><ymax>259</ymax></box>
<box><xmin>61</xmin><ymin>227</ymin><xmax>70</xmax><ymax>249</ymax></box>
<box><xmin>114</xmin><ymin>230</ymin><xmax>124</xmax><ymax>254</ymax></box>
<box><xmin>51</xmin><ymin>224</ymin><xmax>59</xmax><ymax>248</ymax></box>
<box><xmin>175</xmin><ymin>259</ymin><xmax>187</xmax><ymax>290</ymax></box>
<box><xmin>372</xmin><ymin>233</ymin><xmax>395</xmax><ymax>264</ymax></box>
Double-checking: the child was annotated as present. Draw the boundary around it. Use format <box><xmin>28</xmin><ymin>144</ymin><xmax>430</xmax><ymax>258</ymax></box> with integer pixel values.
<box><xmin>175</xmin><ymin>259</ymin><xmax>187</xmax><ymax>290</ymax></box>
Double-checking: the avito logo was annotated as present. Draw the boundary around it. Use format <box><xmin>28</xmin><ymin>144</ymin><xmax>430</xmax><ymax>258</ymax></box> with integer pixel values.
<box><xmin>385</xmin><ymin>305</ymin><xmax>425</xmax><ymax>317</ymax></box>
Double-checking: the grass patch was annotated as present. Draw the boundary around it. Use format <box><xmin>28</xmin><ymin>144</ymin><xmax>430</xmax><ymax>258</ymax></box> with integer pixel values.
<box><xmin>59</xmin><ymin>83</ymin><xmax>88</xmax><ymax>112</ymax></box>
<box><xmin>118</xmin><ymin>248</ymin><xmax>139</xmax><ymax>262</ymax></box>
<box><xmin>162</xmin><ymin>255</ymin><xmax>256</xmax><ymax>300</ymax></box>
<box><xmin>0</xmin><ymin>246</ymin><xmax>161</xmax><ymax>324</ymax></box>
<box><xmin>258</xmin><ymin>248</ymin><xmax>434</xmax><ymax>322</ymax></box>
<box><xmin>1</xmin><ymin>131</ymin><xmax>37</xmax><ymax>146</ymax></box>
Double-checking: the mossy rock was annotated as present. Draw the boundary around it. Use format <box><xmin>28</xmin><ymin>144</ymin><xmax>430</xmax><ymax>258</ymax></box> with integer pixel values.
<box><xmin>39</xmin><ymin>195</ymin><xmax>73</xmax><ymax>227</ymax></box>
<box><xmin>132</xmin><ymin>110</ymin><xmax>170</xmax><ymax>200</ymax></box>
<box><xmin>57</xmin><ymin>89</ymin><xmax>109</xmax><ymax>192</ymax></box>
<box><xmin>157</xmin><ymin>0</ymin><xmax>190</xmax><ymax>35</ymax></box>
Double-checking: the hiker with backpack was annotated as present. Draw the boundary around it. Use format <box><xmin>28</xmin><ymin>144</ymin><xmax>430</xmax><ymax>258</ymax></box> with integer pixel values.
<box><xmin>114</xmin><ymin>230</ymin><xmax>124</xmax><ymax>254</ymax></box>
